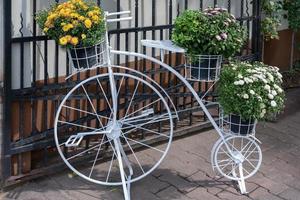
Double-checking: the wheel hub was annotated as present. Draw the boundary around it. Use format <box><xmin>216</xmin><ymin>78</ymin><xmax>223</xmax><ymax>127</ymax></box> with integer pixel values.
<box><xmin>232</xmin><ymin>151</ymin><xmax>244</xmax><ymax>164</ymax></box>
<box><xmin>106</xmin><ymin>121</ymin><xmax>122</xmax><ymax>140</ymax></box>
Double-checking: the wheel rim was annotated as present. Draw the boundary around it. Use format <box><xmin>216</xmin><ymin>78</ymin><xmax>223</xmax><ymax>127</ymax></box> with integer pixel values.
<box><xmin>54</xmin><ymin>72</ymin><xmax>173</xmax><ymax>186</ymax></box>
<box><xmin>214</xmin><ymin>136</ymin><xmax>262</xmax><ymax>181</ymax></box>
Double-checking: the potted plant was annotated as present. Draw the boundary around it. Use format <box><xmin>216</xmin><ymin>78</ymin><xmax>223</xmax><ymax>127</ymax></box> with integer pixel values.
<box><xmin>36</xmin><ymin>0</ymin><xmax>106</xmax><ymax>69</ymax></box>
<box><xmin>218</xmin><ymin>61</ymin><xmax>285</xmax><ymax>135</ymax></box>
<box><xmin>172</xmin><ymin>8</ymin><xmax>247</xmax><ymax>81</ymax></box>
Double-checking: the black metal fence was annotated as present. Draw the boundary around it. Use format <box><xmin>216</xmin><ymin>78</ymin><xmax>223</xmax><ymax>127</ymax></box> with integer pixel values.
<box><xmin>2</xmin><ymin>0</ymin><xmax>261</xmax><ymax>186</ymax></box>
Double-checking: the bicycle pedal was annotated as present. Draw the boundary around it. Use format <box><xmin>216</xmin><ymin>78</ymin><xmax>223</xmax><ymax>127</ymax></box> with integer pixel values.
<box><xmin>65</xmin><ymin>135</ymin><xmax>84</xmax><ymax>147</ymax></box>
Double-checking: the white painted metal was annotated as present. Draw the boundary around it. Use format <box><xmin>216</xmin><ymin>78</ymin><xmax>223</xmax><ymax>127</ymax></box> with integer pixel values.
<box><xmin>54</xmin><ymin>73</ymin><xmax>174</xmax><ymax>187</ymax></box>
<box><xmin>54</xmin><ymin>10</ymin><xmax>263</xmax><ymax>199</ymax></box>
<box><xmin>213</xmin><ymin>136</ymin><xmax>262</xmax><ymax>182</ymax></box>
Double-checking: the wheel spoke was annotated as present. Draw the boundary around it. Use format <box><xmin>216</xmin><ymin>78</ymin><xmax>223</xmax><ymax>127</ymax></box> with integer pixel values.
<box><xmin>219</xmin><ymin>146</ymin><xmax>234</xmax><ymax>160</ymax></box>
<box><xmin>96</xmin><ymin>78</ymin><xmax>113</xmax><ymax>113</ymax></box>
<box><xmin>122</xmin><ymin>121</ymin><xmax>169</xmax><ymax>138</ymax></box>
<box><xmin>120</xmin><ymin>131</ymin><xmax>145</xmax><ymax>174</ymax></box>
<box><xmin>62</xmin><ymin>105</ymin><xmax>110</xmax><ymax>120</ymax></box>
<box><xmin>89</xmin><ymin>135</ymin><xmax>106</xmax><ymax>178</ymax></box>
<box><xmin>117</xmin><ymin>76</ymin><xmax>125</xmax><ymax>97</ymax></box>
<box><xmin>122</xmin><ymin>113</ymin><xmax>170</xmax><ymax>136</ymax></box>
<box><xmin>244</xmin><ymin>157</ymin><xmax>257</xmax><ymax>170</ymax></box>
<box><xmin>219</xmin><ymin>160</ymin><xmax>235</xmax><ymax>171</ymax></box>
<box><xmin>121</xmin><ymin>135</ymin><xmax>164</xmax><ymax>154</ymax></box>
<box><xmin>81</xmin><ymin>85</ymin><xmax>104</xmax><ymax>129</ymax></box>
<box><xmin>106</xmin><ymin>151</ymin><xmax>115</xmax><ymax>182</ymax></box>
<box><xmin>242</xmin><ymin>166</ymin><xmax>251</xmax><ymax>176</ymax></box>
<box><xmin>228</xmin><ymin>163</ymin><xmax>239</xmax><ymax>176</ymax></box>
<box><xmin>121</xmin><ymin>98</ymin><xmax>161</xmax><ymax>122</ymax></box>
<box><xmin>58</xmin><ymin>120</ymin><xmax>99</xmax><ymax>131</ymax></box>
<box><xmin>66</xmin><ymin>139</ymin><xmax>111</xmax><ymax>161</ymax></box>
<box><xmin>123</xmin><ymin>81</ymin><xmax>140</xmax><ymax>121</ymax></box>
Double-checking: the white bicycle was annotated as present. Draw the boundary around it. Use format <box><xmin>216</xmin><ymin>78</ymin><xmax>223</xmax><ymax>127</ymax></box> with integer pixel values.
<box><xmin>54</xmin><ymin>11</ymin><xmax>262</xmax><ymax>200</ymax></box>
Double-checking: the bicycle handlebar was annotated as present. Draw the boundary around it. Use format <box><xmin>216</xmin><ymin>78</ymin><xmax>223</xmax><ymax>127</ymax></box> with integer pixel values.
<box><xmin>106</xmin><ymin>11</ymin><xmax>132</xmax><ymax>23</ymax></box>
<box><xmin>107</xmin><ymin>17</ymin><xmax>133</xmax><ymax>23</ymax></box>
<box><xmin>107</xmin><ymin>11</ymin><xmax>131</xmax><ymax>16</ymax></box>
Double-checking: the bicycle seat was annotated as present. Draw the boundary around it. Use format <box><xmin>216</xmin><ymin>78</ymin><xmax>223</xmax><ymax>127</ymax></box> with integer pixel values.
<box><xmin>141</xmin><ymin>40</ymin><xmax>185</xmax><ymax>53</ymax></box>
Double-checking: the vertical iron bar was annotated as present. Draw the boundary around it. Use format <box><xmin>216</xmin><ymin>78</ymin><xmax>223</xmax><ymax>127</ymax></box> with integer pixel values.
<box><xmin>2</xmin><ymin>0</ymin><xmax>12</xmax><ymax>181</ymax></box>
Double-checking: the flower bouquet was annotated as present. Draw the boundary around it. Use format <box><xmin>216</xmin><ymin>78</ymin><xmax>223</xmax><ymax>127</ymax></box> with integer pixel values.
<box><xmin>36</xmin><ymin>0</ymin><xmax>106</xmax><ymax>69</ymax></box>
<box><xmin>172</xmin><ymin>8</ymin><xmax>247</xmax><ymax>81</ymax></box>
<box><xmin>218</xmin><ymin>61</ymin><xmax>285</xmax><ymax>135</ymax></box>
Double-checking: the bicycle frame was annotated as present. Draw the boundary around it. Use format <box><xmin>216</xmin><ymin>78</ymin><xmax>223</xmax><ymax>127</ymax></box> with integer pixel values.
<box><xmin>59</xmin><ymin>10</ymin><xmax>258</xmax><ymax>198</ymax></box>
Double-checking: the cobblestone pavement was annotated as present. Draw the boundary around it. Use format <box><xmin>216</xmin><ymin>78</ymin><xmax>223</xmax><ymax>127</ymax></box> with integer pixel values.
<box><xmin>1</xmin><ymin>88</ymin><xmax>300</xmax><ymax>200</ymax></box>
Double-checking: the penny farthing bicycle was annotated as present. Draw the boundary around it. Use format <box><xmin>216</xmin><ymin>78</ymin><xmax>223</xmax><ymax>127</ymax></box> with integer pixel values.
<box><xmin>54</xmin><ymin>11</ymin><xmax>262</xmax><ymax>200</ymax></box>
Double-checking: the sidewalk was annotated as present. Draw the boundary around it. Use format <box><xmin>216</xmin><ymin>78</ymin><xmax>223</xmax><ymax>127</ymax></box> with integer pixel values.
<box><xmin>1</xmin><ymin>88</ymin><xmax>300</xmax><ymax>200</ymax></box>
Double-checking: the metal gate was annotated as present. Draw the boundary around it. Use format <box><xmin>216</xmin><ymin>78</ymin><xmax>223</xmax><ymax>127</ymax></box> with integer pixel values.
<box><xmin>2</xmin><ymin>0</ymin><xmax>261</xmax><ymax>186</ymax></box>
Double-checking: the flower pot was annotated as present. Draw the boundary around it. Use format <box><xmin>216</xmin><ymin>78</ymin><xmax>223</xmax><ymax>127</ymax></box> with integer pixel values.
<box><xmin>229</xmin><ymin>114</ymin><xmax>255</xmax><ymax>135</ymax></box>
<box><xmin>191</xmin><ymin>59</ymin><xmax>218</xmax><ymax>80</ymax></box>
<box><xmin>185</xmin><ymin>55</ymin><xmax>222</xmax><ymax>81</ymax></box>
<box><xmin>68</xmin><ymin>39</ymin><xmax>107</xmax><ymax>69</ymax></box>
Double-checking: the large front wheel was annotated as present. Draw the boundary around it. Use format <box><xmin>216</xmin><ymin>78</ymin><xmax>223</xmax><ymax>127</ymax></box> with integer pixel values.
<box><xmin>54</xmin><ymin>71</ymin><xmax>173</xmax><ymax>186</ymax></box>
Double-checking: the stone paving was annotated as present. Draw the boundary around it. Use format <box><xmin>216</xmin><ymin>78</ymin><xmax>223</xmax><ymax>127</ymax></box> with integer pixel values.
<box><xmin>1</xmin><ymin>88</ymin><xmax>300</xmax><ymax>200</ymax></box>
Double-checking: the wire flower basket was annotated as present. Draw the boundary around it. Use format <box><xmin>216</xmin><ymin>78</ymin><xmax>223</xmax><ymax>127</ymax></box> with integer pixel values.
<box><xmin>219</xmin><ymin>108</ymin><xmax>257</xmax><ymax>136</ymax></box>
<box><xmin>185</xmin><ymin>54</ymin><xmax>222</xmax><ymax>82</ymax></box>
<box><xmin>67</xmin><ymin>38</ymin><xmax>108</xmax><ymax>70</ymax></box>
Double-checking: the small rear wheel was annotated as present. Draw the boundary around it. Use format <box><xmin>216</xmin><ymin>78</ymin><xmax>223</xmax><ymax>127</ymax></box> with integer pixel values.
<box><xmin>213</xmin><ymin>136</ymin><xmax>262</xmax><ymax>181</ymax></box>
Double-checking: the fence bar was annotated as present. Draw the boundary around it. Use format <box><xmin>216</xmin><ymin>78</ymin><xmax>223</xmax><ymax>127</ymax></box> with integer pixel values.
<box><xmin>2</xmin><ymin>0</ymin><xmax>12</xmax><ymax>182</ymax></box>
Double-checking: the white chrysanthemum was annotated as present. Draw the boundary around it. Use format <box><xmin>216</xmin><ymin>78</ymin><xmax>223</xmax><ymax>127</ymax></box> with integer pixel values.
<box><xmin>264</xmin><ymin>85</ymin><xmax>271</xmax><ymax>91</ymax></box>
<box><xmin>234</xmin><ymin>81</ymin><xmax>240</xmax><ymax>85</ymax></box>
<box><xmin>239</xmin><ymin>80</ymin><xmax>245</xmax><ymax>85</ymax></box>
<box><xmin>271</xmin><ymin>101</ymin><xmax>277</xmax><ymax>107</ymax></box>
<box><xmin>238</xmin><ymin>74</ymin><xmax>243</xmax><ymax>79</ymax></box>
<box><xmin>268</xmin><ymin>93</ymin><xmax>274</xmax><ymax>99</ymax></box>
<box><xmin>243</xmin><ymin>94</ymin><xmax>249</xmax><ymax>99</ymax></box>
<box><xmin>260</xmin><ymin>103</ymin><xmax>265</xmax><ymax>108</ymax></box>
<box><xmin>249</xmin><ymin>90</ymin><xmax>255</xmax><ymax>95</ymax></box>
<box><xmin>248</xmin><ymin>78</ymin><xmax>254</xmax><ymax>83</ymax></box>
<box><xmin>271</xmin><ymin>90</ymin><xmax>277</xmax><ymax>96</ymax></box>
<box><xmin>257</xmin><ymin>96</ymin><xmax>262</xmax><ymax>101</ymax></box>
<box><xmin>268</xmin><ymin>74</ymin><xmax>274</xmax><ymax>82</ymax></box>
<box><xmin>262</xmin><ymin>79</ymin><xmax>268</xmax><ymax>84</ymax></box>
<box><xmin>277</xmin><ymin>88</ymin><xmax>283</xmax><ymax>93</ymax></box>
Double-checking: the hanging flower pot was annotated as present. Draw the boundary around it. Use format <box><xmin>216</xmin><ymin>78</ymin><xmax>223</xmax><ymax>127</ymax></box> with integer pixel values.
<box><xmin>185</xmin><ymin>54</ymin><xmax>222</xmax><ymax>81</ymax></box>
<box><xmin>68</xmin><ymin>38</ymin><xmax>107</xmax><ymax>69</ymax></box>
<box><xmin>36</xmin><ymin>0</ymin><xmax>107</xmax><ymax>70</ymax></box>
<box><xmin>228</xmin><ymin>114</ymin><xmax>256</xmax><ymax>135</ymax></box>
<box><xmin>219</xmin><ymin>107</ymin><xmax>257</xmax><ymax>136</ymax></box>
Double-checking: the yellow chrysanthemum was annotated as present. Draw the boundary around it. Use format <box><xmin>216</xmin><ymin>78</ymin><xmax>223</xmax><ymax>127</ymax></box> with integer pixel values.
<box><xmin>72</xmin><ymin>20</ymin><xmax>79</xmax><ymax>26</ymax></box>
<box><xmin>43</xmin><ymin>27</ymin><xmax>49</xmax><ymax>33</ymax></box>
<box><xmin>84</xmin><ymin>19</ymin><xmax>92</xmax><ymax>28</ymax></box>
<box><xmin>59</xmin><ymin>37</ymin><xmax>68</xmax><ymax>45</ymax></box>
<box><xmin>65</xmin><ymin>35</ymin><xmax>72</xmax><ymax>42</ymax></box>
<box><xmin>56</xmin><ymin>4</ymin><xmax>63</xmax><ymax>10</ymax></box>
<box><xmin>44</xmin><ymin>20</ymin><xmax>53</xmax><ymax>28</ymax></box>
<box><xmin>70</xmin><ymin>37</ymin><xmax>79</xmax><ymax>46</ymax></box>
<box><xmin>78</xmin><ymin>16</ymin><xmax>85</xmax><ymax>21</ymax></box>
<box><xmin>87</xmin><ymin>11</ymin><xmax>93</xmax><ymax>17</ymax></box>
<box><xmin>62</xmin><ymin>24</ymin><xmax>73</xmax><ymax>32</ymax></box>
<box><xmin>91</xmin><ymin>15</ymin><xmax>99</xmax><ymax>22</ymax></box>
<box><xmin>81</xmin><ymin>34</ymin><xmax>86</xmax><ymax>39</ymax></box>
